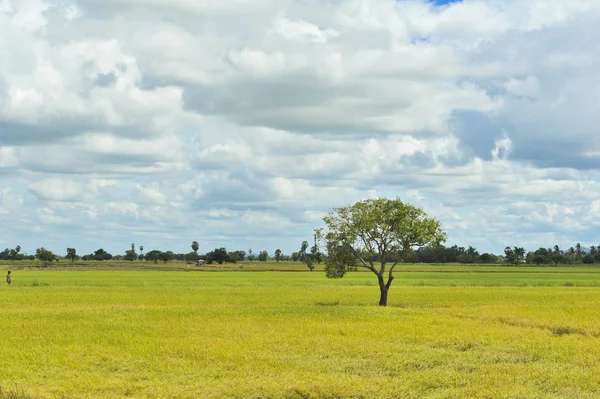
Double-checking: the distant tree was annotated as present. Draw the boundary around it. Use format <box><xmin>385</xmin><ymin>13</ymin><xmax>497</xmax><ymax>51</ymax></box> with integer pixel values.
<box><xmin>124</xmin><ymin>243</ymin><xmax>137</xmax><ymax>261</ymax></box>
<box><xmin>228</xmin><ymin>250</ymin><xmax>246</xmax><ymax>263</ymax></box>
<box><xmin>66</xmin><ymin>248</ymin><xmax>77</xmax><ymax>262</ymax></box>
<box><xmin>527</xmin><ymin>247</ymin><xmax>551</xmax><ymax>265</ymax></box>
<box><xmin>160</xmin><ymin>251</ymin><xmax>175</xmax><ymax>263</ymax></box>
<box><xmin>514</xmin><ymin>247</ymin><xmax>525</xmax><ymax>264</ymax></box>
<box><xmin>504</xmin><ymin>247</ymin><xmax>515</xmax><ymax>264</ymax></box>
<box><xmin>583</xmin><ymin>254</ymin><xmax>595</xmax><ymax>264</ymax></box>
<box><xmin>183</xmin><ymin>251</ymin><xmax>196</xmax><ymax>262</ymax></box>
<box><xmin>124</xmin><ymin>249</ymin><xmax>137</xmax><ymax>261</ymax></box>
<box><xmin>258</xmin><ymin>250</ymin><xmax>269</xmax><ymax>262</ymax></box>
<box><xmin>10</xmin><ymin>245</ymin><xmax>21</xmax><ymax>263</ymax></box>
<box><xmin>191</xmin><ymin>241</ymin><xmax>200</xmax><ymax>259</ymax></box>
<box><xmin>479</xmin><ymin>253</ymin><xmax>495</xmax><ymax>264</ymax></box>
<box><xmin>8</xmin><ymin>245</ymin><xmax>21</xmax><ymax>263</ymax></box>
<box><xmin>145</xmin><ymin>250</ymin><xmax>161</xmax><ymax>264</ymax></box>
<box><xmin>291</xmin><ymin>252</ymin><xmax>300</xmax><ymax>262</ymax></box>
<box><xmin>311</xmin><ymin>235</ymin><xmax>323</xmax><ymax>264</ymax></box>
<box><xmin>504</xmin><ymin>246</ymin><xmax>525</xmax><ymax>265</ymax></box>
<box><xmin>36</xmin><ymin>247</ymin><xmax>55</xmax><ymax>266</ymax></box>
<box><xmin>319</xmin><ymin>197</ymin><xmax>446</xmax><ymax>306</ymax></box>
<box><xmin>91</xmin><ymin>248</ymin><xmax>112</xmax><ymax>261</ymax></box>
<box><xmin>299</xmin><ymin>241</ymin><xmax>315</xmax><ymax>271</ymax></box>
<box><xmin>206</xmin><ymin>248</ymin><xmax>229</xmax><ymax>264</ymax></box>
<box><xmin>567</xmin><ymin>247</ymin><xmax>576</xmax><ymax>263</ymax></box>
<box><xmin>551</xmin><ymin>245</ymin><xmax>564</xmax><ymax>266</ymax></box>
<box><xmin>275</xmin><ymin>249</ymin><xmax>282</xmax><ymax>262</ymax></box>
<box><xmin>248</xmin><ymin>249</ymin><xmax>253</xmax><ymax>261</ymax></box>
<box><xmin>576</xmin><ymin>243</ymin><xmax>582</xmax><ymax>261</ymax></box>
<box><xmin>139</xmin><ymin>245</ymin><xmax>144</xmax><ymax>256</ymax></box>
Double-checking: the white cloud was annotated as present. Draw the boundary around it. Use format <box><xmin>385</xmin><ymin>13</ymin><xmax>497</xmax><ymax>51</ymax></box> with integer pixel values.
<box><xmin>137</xmin><ymin>183</ymin><xmax>167</xmax><ymax>205</ymax></box>
<box><xmin>1</xmin><ymin>0</ymin><xmax>600</xmax><ymax>256</ymax></box>
<box><xmin>274</xmin><ymin>17</ymin><xmax>339</xmax><ymax>43</ymax></box>
<box><xmin>28</xmin><ymin>178</ymin><xmax>87</xmax><ymax>202</ymax></box>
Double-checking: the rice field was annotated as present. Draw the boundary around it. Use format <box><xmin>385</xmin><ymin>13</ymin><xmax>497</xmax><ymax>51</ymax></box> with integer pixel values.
<box><xmin>1</xmin><ymin>265</ymin><xmax>600</xmax><ymax>398</ymax></box>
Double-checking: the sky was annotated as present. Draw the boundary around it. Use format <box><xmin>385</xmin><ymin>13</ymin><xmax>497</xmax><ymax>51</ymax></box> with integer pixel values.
<box><xmin>1</xmin><ymin>0</ymin><xmax>600</xmax><ymax>258</ymax></box>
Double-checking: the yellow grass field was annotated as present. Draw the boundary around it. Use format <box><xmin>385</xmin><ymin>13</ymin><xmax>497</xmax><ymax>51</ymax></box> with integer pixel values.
<box><xmin>1</xmin><ymin>265</ymin><xmax>600</xmax><ymax>398</ymax></box>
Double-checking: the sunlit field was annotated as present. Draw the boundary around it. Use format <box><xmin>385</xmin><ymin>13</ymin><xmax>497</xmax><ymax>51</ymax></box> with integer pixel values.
<box><xmin>1</xmin><ymin>264</ymin><xmax>600</xmax><ymax>398</ymax></box>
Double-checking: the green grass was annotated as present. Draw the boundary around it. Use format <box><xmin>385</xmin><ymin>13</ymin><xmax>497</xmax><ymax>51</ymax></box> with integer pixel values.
<box><xmin>1</xmin><ymin>266</ymin><xmax>600</xmax><ymax>398</ymax></box>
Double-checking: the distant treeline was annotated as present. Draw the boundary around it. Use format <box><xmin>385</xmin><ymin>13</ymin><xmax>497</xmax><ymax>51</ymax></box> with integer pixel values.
<box><xmin>1</xmin><ymin>242</ymin><xmax>598</xmax><ymax>266</ymax></box>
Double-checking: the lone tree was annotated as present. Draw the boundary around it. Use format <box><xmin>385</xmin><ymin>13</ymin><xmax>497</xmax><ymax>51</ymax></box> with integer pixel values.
<box><xmin>66</xmin><ymin>248</ymin><xmax>77</xmax><ymax>262</ymax></box>
<box><xmin>319</xmin><ymin>197</ymin><xmax>446</xmax><ymax>306</ymax></box>
<box><xmin>36</xmin><ymin>247</ymin><xmax>56</xmax><ymax>266</ymax></box>
<box><xmin>191</xmin><ymin>241</ymin><xmax>200</xmax><ymax>260</ymax></box>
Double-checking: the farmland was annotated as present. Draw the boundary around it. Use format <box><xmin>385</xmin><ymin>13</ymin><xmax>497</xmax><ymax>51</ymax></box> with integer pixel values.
<box><xmin>1</xmin><ymin>263</ymin><xmax>600</xmax><ymax>398</ymax></box>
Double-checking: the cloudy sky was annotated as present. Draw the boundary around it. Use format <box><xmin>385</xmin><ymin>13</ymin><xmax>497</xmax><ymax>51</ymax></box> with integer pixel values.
<box><xmin>1</xmin><ymin>0</ymin><xmax>600</xmax><ymax>257</ymax></box>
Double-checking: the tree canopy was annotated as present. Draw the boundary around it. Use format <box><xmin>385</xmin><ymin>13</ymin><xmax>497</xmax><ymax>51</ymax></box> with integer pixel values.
<box><xmin>319</xmin><ymin>197</ymin><xmax>446</xmax><ymax>306</ymax></box>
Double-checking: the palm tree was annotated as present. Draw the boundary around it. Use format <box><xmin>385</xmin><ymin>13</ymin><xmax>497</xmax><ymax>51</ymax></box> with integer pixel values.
<box><xmin>191</xmin><ymin>241</ymin><xmax>199</xmax><ymax>258</ymax></box>
<box><xmin>514</xmin><ymin>247</ymin><xmax>525</xmax><ymax>264</ymax></box>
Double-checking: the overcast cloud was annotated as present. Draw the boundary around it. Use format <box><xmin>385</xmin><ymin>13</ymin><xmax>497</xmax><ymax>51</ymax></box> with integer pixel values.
<box><xmin>1</xmin><ymin>0</ymin><xmax>600</xmax><ymax>257</ymax></box>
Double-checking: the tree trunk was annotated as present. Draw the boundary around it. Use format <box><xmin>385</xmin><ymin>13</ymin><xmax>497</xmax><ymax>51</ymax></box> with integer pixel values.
<box><xmin>379</xmin><ymin>285</ymin><xmax>389</xmax><ymax>306</ymax></box>
<box><xmin>378</xmin><ymin>274</ymin><xmax>388</xmax><ymax>306</ymax></box>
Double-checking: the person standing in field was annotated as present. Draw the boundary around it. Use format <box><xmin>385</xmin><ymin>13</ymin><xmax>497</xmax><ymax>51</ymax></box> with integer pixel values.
<box><xmin>6</xmin><ymin>270</ymin><xmax>11</xmax><ymax>285</ymax></box>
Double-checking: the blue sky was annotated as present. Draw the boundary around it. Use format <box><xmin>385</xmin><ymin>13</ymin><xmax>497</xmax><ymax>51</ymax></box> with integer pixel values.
<box><xmin>1</xmin><ymin>0</ymin><xmax>600</xmax><ymax>258</ymax></box>
<box><xmin>431</xmin><ymin>0</ymin><xmax>462</xmax><ymax>4</ymax></box>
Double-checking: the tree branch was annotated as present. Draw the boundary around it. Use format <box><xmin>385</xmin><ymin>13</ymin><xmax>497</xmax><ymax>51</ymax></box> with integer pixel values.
<box><xmin>346</xmin><ymin>244</ymin><xmax>379</xmax><ymax>275</ymax></box>
<box><xmin>386</xmin><ymin>260</ymin><xmax>399</xmax><ymax>289</ymax></box>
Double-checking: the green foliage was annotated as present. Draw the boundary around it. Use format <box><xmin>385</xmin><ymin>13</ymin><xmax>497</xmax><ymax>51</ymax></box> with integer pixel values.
<box><xmin>206</xmin><ymin>248</ymin><xmax>228</xmax><ymax>264</ymax></box>
<box><xmin>35</xmin><ymin>247</ymin><xmax>55</xmax><ymax>266</ymax></box>
<box><xmin>191</xmin><ymin>241</ymin><xmax>199</xmax><ymax>254</ymax></box>
<box><xmin>257</xmin><ymin>250</ymin><xmax>269</xmax><ymax>262</ymax></box>
<box><xmin>274</xmin><ymin>249</ymin><xmax>282</xmax><ymax>262</ymax></box>
<box><xmin>82</xmin><ymin>248</ymin><xmax>113</xmax><ymax>261</ymax></box>
<box><xmin>228</xmin><ymin>250</ymin><xmax>246</xmax><ymax>263</ymax></box>
<box><xmin>323</xmin><ymin>240</ymin><xmax>356</xmax><ymax>278</ymax></box>
<box><xmin>504</xmin><ymin>246</ymin><xmax>525</xmax><ymax>265</ymax></box>
<box><xmin>159</xmin><ymin>251</ymin><xmax>175</xmax><ymax>264</ymax></box>
<box><xmin>583</xmin><ymin>254</ymin><xmax>595</xmax><ymax>264</ymax></box>
<box><xmin>65</xmin><ymin>248</ymin><xmax>77</xmax><ymax>262</ymax></box>
<box><xmin>124</xmin><ymin>249</ymin><xmax>137</xmax><ymax>261</ymax></box>
<box><xmin>299</xmin><ymin>241</ymin><xmax>316</xmax><ymax>272</ymax></box>
<box><xmin>145</xmin><ymin>250</ymin><xmax>161</xmax><ymax>264</ymax></box>
<box><xmin>8</xmin><ymin>246</ymin><xmax>21</xmax><ymax>263</ymax></box>
<box><xmin>185</xmin><ymin>251</ymin><xmax>198</xmax><ymax>261</ymax></box>
<box><xmin>320</xmin><ymin>197</ymin><xmax>446</xmax><ymax>304</ymax></box>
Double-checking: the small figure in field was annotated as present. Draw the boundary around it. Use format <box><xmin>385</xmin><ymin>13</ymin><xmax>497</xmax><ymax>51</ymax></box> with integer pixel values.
<box><xmin>6</xmin><ymin>270</ymin><xmax>11</xmax><ymax>285</ymax></box>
